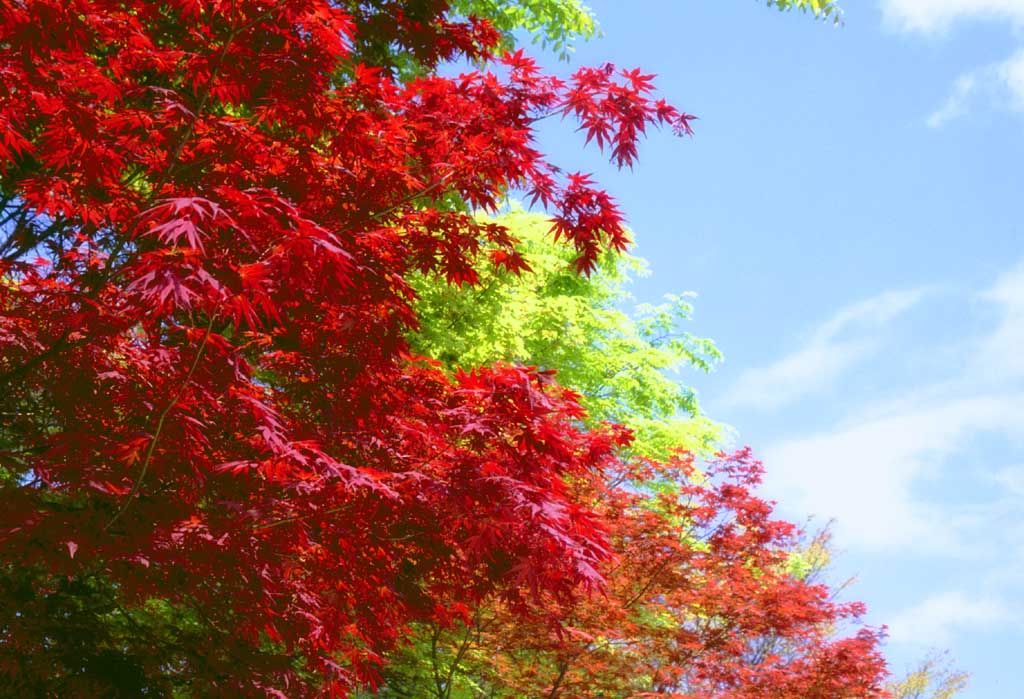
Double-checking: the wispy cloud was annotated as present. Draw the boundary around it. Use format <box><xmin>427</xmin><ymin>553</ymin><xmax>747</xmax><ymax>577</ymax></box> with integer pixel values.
<box><xmin>752</xmin><ymin>261</ymin><xmax>1024</xmax><ymax>559</ymax></box>
<box><xmin>880</xmin><ymin>1</ymin><xmax>1024</xmax><ymax>124</ymax></box>
<box><xmin>999</xmin><ymin>49</ymin><xmax>1024</xmax><ymax>110</ymax></box>
<box><xmin>927</xmin><ymin>50</ymin><xmax>1024</xmax><ymax>127</ymax></box>
<box><xmin>719</xmin><ymin>289</ymin><xmax>927</xmax><ymax>411</ymax></box>
<box><xmin>763</xmin><ymin>393</ymin><xmax>1024</xmax><ymax>552</ymax></box>
<box><xmin>887</xmin><ymin>591</ymin><xmax>1015</xmax><ymax>646</ymax></box>
<box><xmin>926</xmin><ymin>74</ymin><xmax>978</xmax><ymax>127</ymax></box>
<box><xmin>812</xmin><ymin>290</ymin><xmax>930</xmax><ymax>341</ymax></box>
<box><xmin>881</xmin><ymin>0</ymin><xmax>1024</xmax><ymax>35</ymax></box>
<box><xmin>749</xmin><ymin>261</ymin><xmax>1024</xmax><ymax>652</ymax></box>
<box><xmin>993</xmin><ymin>464</ymin><xmax>1024</xmax><ymax>496</ymax></box>
<box><xmin>974</xmin><ymin>257</ymin><xmax>1024</xmax><ymax>379</ymax></box>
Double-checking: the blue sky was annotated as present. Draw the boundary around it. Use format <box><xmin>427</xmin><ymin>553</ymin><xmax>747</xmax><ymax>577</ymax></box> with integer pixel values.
<box><xmin>531</xmin><ymin>1</ymin><xmax>1023</xmax><ymax>696</ymax></box>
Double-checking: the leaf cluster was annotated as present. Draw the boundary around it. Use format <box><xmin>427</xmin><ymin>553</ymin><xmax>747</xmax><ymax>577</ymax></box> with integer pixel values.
<box><xmin>452</xmin><ymin>0</ymin><xmax>598</xmax><ymax>58</ymax></box>
<box><xmin>763</xmin><ymin>0</ymin><xmax>844</xmax><ymax>24</ymax></box>
<box><xmin>410</xmin><ymin>208</ymin><xmax>722</xmax><ymax>460</ymax></box>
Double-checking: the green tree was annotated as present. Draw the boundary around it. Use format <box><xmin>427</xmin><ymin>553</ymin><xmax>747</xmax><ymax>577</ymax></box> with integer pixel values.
<box><xmin>410</xmin><ymin>208</ymin><xmax>723</xmax><ymax>460</ymax></box>
<box><xmin>451</xmin><ymin>0</ymin><xmax>598</xmax><ymax>58</ymax></box>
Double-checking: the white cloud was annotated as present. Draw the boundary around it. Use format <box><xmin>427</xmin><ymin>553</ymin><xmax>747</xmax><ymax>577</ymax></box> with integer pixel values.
<box><xmin>993</xmin><ymin>465</ymin><xmax>1024</xmax><ymax>496</ymax></box>
<box><xmin>926</xmin><ymin>74</ymin><xmax>978</xmax><ymax>127</ymax></box>
<box><xmin>927</xmin><ymin>50</ymin><xmax>1024</xmax><ymax>126</ymax></box>
<box><xmin>881</xmin><ymin>1</ymin><xmax>1024</xmax><ymax>123</ymax></box>
<box><xmin>720</xmin><ymin>289</ymin><xmax>927</xmax><ymax>411</ymax></box>
<box><xmin>881</xmin><ymin>0</ymin><xmax>1024</xmax><ymax>35</ymax></box>
<box><xmin>812</xmin><ymin>289</ymin><xmax>929</xmax><ymax>341</ymax></box>
<box><xmin>876</xmin><ymin>1</ymin><xmax>1024</xmax><ymax>122</ymax></box>
<box><xmin>887</xmin><ymin>591</ymin><xmax>1014</xmax><ymax>646</ymax></box>
<box><xmin>999</xmin><ymin>49</ymin><xmax>1024</xmax><ymax>110</ymax></box>
<box><xmin>763</xmin><ymin>393</ymin><xmax>1024</xmax><ymax>552</ymax></box>
<box><xmin>749</xmin><ymin>260</ymin><xmax>1024</xmax><ymax>554</ymax></box>
<box><xmin>975</xmin><ymin>258</ymin><xmax>1024</xmax><ymax>380</ymax></box>
<box><xmin>719</xmin><ymin>340</ymin><xmax>873</xmax><ymax>411</ymax></box>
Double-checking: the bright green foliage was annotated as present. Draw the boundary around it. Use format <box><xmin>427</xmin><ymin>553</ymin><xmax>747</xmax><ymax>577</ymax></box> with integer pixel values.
<box><xmin>410</xmin><ymin>209</ymin><xmax>722</xmax><ymax>460</ymax></box>
<box><xmin>888</xmin><ymin>653</ymin><xmax>970</xmax><ymax>699</ymax></box>
<box><xmin>451</xmin><ymin>0</ymin><xmax>598</xmax><ymax>58</ymax></box>
<box><xmin>352</xmin><ymin>620</ymin><xmax>498</xmax><ymax>699</ymax></box>
<box><xmin>784</xmin><ymin>526</ymin><xmax>835</xmax><ymax>582</ymax></box>
<box><xmin>764</xmin><ymin>0</ymin><xmax>843</xmax><ymax>23</ymax></box>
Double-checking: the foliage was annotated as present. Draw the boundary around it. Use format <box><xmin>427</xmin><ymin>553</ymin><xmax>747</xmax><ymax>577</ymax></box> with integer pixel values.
<box><xmin>785</xmin><ymin>527</ymin><xmax>970</xmax><ymax>699</ymax></box>
<box><xmin>0</xmin><ymin>1</ymin><xmax>887</xmax><ymax>698</ymax></box>
<box><xmin>372</xmin><ymin>451</ymin><xmax>889</xmax><ymax>698</ymax></box>
<box><xmin>764</xmin><ymin>0</ymin><xmax>843</xmax><ymax>23</ymax></box>
<box><xmin>452</xmin><ymin>0</ymin><xmax>598</xmax><ymax>58</ymax></box>
<box><xmin>374</xmin><ymin>211</ymin><xmax>891</xmax><ymax>698</ymax></box>
<box><xmin>888</xmin><ymin>652</ymin><xmax>970</xmax><ymax>699</ymax></box>
<box><xmin>0</xmin><ymin>0</ymin><xmax>694</xmax><ymax>694</ymax></box>
<box><xmin>410</xmin><ymin>208</ymin><xmax>722</xmax><ymax>460</ymax></box>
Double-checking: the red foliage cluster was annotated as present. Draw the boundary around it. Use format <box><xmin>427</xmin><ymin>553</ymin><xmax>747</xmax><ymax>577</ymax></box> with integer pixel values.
<box><xmin>0</xmin><ymin>1</ymin><xmax>887</xmax><ymax>697</ymax></box>
<box><xmin>460</xmin><ymin>450</ymin><xmax>889</xmax><ymax>697</ymax></box>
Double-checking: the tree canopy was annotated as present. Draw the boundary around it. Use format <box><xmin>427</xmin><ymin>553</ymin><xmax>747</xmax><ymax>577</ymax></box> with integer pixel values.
<box><xmin>361</xmin><ymin>210</ymin><xmax>889</xmax><ymax>698</ymax></box>
<box><xmin>410</xmin><ymin>209</ymin><xmax>722</xmax><ymax>460</ymax></box>
<box><xmin>0</xmin><ymin>1</ymin><xmax>905</xmax><ymax>697</ymax></box>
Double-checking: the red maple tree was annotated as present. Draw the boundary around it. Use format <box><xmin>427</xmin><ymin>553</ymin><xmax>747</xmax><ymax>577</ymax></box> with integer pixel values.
<box><xmin>378</xmin><ymin>449</ymin><xmax>889</xmax><ymax>698</ymax></box>
<box><xmin>0</xmin><ymin>2</ymin><xmax>887</xmax><ymax>697</ymax></box>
